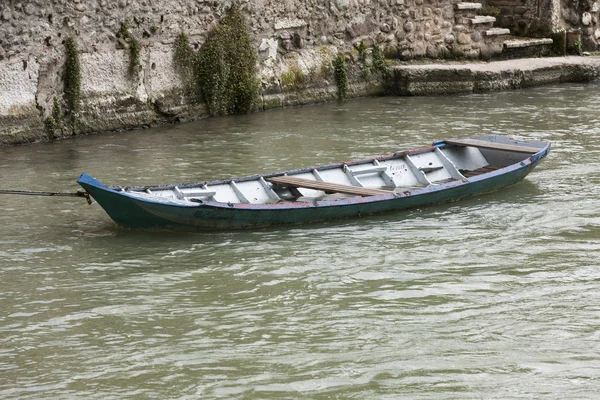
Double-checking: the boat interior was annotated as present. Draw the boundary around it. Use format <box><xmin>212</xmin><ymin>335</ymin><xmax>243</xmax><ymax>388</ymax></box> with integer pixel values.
<box><xmin>111</xmin><ymin>136</ymin><xmax>545</xmax><ymax>206</ymax></box>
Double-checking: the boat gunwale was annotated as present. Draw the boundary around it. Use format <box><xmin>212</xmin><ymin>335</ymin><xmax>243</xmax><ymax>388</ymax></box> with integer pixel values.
<box><xmin>81</xmin><ymin>140</ymin><xmax>551</xmax><ymax>212</ymax></box>
<box><xmin>107</xmin><ymin>146</ymin><xmax>437</xmax><ymax>192</ymax></box>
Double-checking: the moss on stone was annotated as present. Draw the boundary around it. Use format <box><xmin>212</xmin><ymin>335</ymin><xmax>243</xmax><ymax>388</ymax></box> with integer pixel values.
<box><xmin>44</xmin><ymin>115</ymin><xmax>58</xmax><ymax>137</ymax></box>
<box><xmin>371</xmin><ymin>44</ymin><xmax>388</xmax><ymax>74</ymax></box>
<box><xmin>129</xmin><ymin>37</ymin><xmax>141</xmax><ymax>77</ymax></box>
<box><xmin>262</xmin><ymin>95</ymin><xmax>283</xmax><ymax>110</ymax></box>
<box><xmin>117</xmin><ymin>21</ymin><xmax>130</xmax><ymax>40</ymax></box>
<box><xmin>281</xmin><ymin>67</ymin><xmax>307</xmax><ymax>91</ymax></box>
<box><xmin>333</xmin><ymin>53</ymin><xmax>348</xmax><ymax>100</ymax></box>
<box><xmin>319</xmin><ymin>60</ymin><xmax>333</xmax><ymax>79</ymax></box>
<box><xmin>45</xmin><ymin>97</ymin><xmax>64</xmax><ymax>138</ymax></box>
<box><xmin>356</xmin><ymin>42</ymin><xmax>368</xmax><ymax>63</ymax></box>
<box><xmin>65</xmin><ymin>37</ymin><xmax>81</xmax><ymax>114</ymax></box>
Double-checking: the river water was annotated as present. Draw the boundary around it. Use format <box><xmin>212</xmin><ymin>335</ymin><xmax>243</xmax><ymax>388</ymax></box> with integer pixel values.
<box><xmin>1</xmin><ymin>83</ymin><xmax>600</xmax><ymax>399</ymax></box>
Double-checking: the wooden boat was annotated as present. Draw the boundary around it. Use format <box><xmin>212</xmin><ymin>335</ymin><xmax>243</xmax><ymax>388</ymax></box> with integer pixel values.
<box><xmin>77</xmin><ymin>135</ymin><xmax>550</xmax><ymax>230</ymax></box>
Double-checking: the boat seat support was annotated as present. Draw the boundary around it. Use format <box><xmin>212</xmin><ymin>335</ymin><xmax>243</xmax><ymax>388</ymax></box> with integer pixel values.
<box><xmin>434</xmin><ymin>148</ymin><xmax>465</xmax><ymax>180</ymax></box>
<box><xmin>404</xmin><ymin>156</ymin><xmax>432</xmax><ymax>185</ymax></box>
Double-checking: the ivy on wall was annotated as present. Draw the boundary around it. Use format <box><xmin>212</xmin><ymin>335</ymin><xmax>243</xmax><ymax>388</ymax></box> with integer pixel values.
<box><xmin>117</xmin><ymin>21</ymin><xmax>141</xmax><ymax>78</ymax></box>
<box><xmin>174</xmin><ymin>6</ymin><xmax>259</xmax><ymax>116</ymax></box>
<box><xmin>333</xmin><ymin>53</ymin><xmax>348</xmax><ymax>100</ymax></box>
<box><xmin>44</xmin><ymin>97</ymin><xmax>63</xmax><ymax>137</ymax></box>
<box><xmin>64</xmin><ymin>37</ymin><xmax>81</xmax><ymax>114</ymax></box>
<box><xmin>196</xmin><ymin>6</ymin><xmax>259</xmax><ymax>115</ymax></box>
<box><xmin>174</xmin><ymin>32</ymin><xmax>199</xmax><ymax>98</ymax></box>
<box><xmin>371</xmin><ymin>44</ymin><xmax>389</xmax><ymax>75</ymax></box>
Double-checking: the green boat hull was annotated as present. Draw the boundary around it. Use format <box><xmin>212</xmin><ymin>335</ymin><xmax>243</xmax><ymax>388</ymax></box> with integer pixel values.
<box><xmin>77</xmin><ymin>158</ymin><xmax>543</xmax><ymax>231</ymax></box>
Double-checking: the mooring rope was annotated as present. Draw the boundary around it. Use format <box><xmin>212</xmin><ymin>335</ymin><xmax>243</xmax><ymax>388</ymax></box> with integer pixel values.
<box><xmin>0</xmin><ymin>189</ymin><xmax>92</xmax><ymax>204</ymax></box>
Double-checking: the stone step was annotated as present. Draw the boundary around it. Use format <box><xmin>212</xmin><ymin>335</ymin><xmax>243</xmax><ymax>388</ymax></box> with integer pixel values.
<box><xmin>486</xmin><ymin>28</ymin><xmax>511</xmax><ymax>36</ymax></box>
<box><xmin>455</xmin><ymin>2</ymin><xmax>482</xmax><ymax>10</ymax></box>
<box><xmin>471</xmin><ymin>16</ymin><xmax>496</xmax><ymax>24</ymax></box>
<box><xmin>504</xmin><ymin>38</ymin><xmax>553</xmax><ymax>49</ymax></box>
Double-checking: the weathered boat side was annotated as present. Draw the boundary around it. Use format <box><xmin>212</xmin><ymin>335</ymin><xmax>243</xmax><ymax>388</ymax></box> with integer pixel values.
<box><xmin>77</xmin><ymin>135</ymin><xmax>550</xmax><ymax>230</ymax></box>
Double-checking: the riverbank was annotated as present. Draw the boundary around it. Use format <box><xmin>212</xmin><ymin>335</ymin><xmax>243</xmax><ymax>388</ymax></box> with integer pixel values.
<box><xmin>2</xmin><ymin>56</ymin><xmax>600</xmax><ymax>147</ymax></box>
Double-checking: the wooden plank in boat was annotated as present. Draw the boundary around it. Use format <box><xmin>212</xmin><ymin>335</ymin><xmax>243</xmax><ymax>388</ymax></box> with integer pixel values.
<box><xmin>461</xmin><ymin>165</ymin><xmax>502</xmax><ymax>177</ymax></box>
<box><xmin>445</xmin><ymin>138</ymin><xmax>538</xmax><ymax>154</ymax></box>
<box><xmin>266</xmin><ymin>176</ymin><xmax>392</xmax><ymax>197</ymax></box>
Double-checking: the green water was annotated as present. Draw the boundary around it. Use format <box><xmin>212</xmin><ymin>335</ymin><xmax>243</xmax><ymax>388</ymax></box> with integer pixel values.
<box><xmin>2</xmin><ymin>83</ymin><xmax>600</xmax><ymax>398</ymax></box>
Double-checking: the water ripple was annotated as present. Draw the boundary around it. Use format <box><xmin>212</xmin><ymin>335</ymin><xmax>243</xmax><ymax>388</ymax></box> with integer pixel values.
<box><xmin>2</xmin><ymin>83</ymin><xmax>600</xmax><ymax>398</ymax></box>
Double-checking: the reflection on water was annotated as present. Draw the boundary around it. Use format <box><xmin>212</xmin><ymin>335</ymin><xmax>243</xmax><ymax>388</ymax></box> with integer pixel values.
<box><xmin>2</xmin><ymin>83</ymin><xmax>600</xmax><ymax>398</ymax></box>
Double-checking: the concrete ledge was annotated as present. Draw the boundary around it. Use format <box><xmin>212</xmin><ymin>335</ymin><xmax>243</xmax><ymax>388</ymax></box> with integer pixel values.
<box><xmin>504</xmin><ymin>38</ymin><xmax>554</xmax><ymax>48</ymax></box>
<box><xmin>387</xmin><ymin>57</ymin><xmax>600</xmax><ymax>96</ymax></box>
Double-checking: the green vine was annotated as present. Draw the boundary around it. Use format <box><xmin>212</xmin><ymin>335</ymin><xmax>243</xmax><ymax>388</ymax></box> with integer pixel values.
<box><xmin>52</xmin><ymin>97</ymin><xmax>63</xmax><ymax>124</ymax></box>
<box><xmin>371</xmin><ymin>44</ymin><xmax>388</xmax><ymax>74</ymax></box>
<box><xmin>44</xmin><ymin>116</ymin><xmax>58</xmax><ymax>136</ymax></box>
<box><xmin>174</xmin><ymin>32</ymin><xmax>198</xmax><ymax>97</ymax></box>
<box><xmin>333</xmin><ymin>53</ymin><xmax>348</xmax><ymax>100</ymax></box>
<box><xmin>117</xmin><ymin>21</ymin><xmax>130</xmax><ymax>41</ymax></box>
<box><xmin>172</xmin><ymin>7</ymin><xmax>259</xmax><ymax>115</ymax></box>
<box><xmin>117</xmin><ymin>21</ymin><xmax>141</xmax><ymax>78</ymax></box>
<box><xmin>356</xmin><ymin>42</ymin><xmax>368</xmax><ymax>63</ymax></box>
<box><xmin>129</xmin><ymin>37</ymin><xmax>141</xmax><ymax>77</ymax></box>
<box><xmin>64</xmin><ymin>37</ymin><xmax>81</xmax><ymax>114</ymax></box>
<box><xmin>573</xmin><ymin>38</ymin><xmax>582</xmax><ymax>55</ymax></box>
<box><xmin>174</xmin><ymin>32</ymin><xmax>193</xmax><ymax>70</ymax></box>
<box><xmin>44</xmin><ymin>97</ymin><xmax>63</xmax><ymax>137</ymax></box>
<box><xmin>195</xmin><ymin>5</ymin><xmax>259</xmax><ymax>116</ymax></box>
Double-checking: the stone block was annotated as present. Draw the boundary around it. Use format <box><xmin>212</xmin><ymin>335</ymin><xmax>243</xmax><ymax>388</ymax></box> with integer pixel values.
<box><xmin>485</xmin><ymin>28</ymin><xmax>511</xmax><ymax>36</ymax></box>
<box><xmin>514</xmin><ymin>6</ymin><xmax>528</xmax><ymax>15</ymax></box>
<box><xmin>456</xmin><ymin>2</ymin><xmax>482</xmax><ymax>10</ymax></box>
<box><xmin>503</xmin><ymin>38</ymin><xmax>553</xmax><ymax>48</ymax></box>
<box><xmin>1</xmin><ymin>8</ymin><xmax>11</xmax><ymax>21</ymax></box>
<box><xmin>275</xmin><ymin>18</ymin><xmax>307</xmax><ymax>30</ymax></box>
<box><xmin>457</xmin><ymin>32</ymin><xmax>471</xmax><ymax>44</ymax></box>
<box><xmin>471</xmin><ymin>16</ymin><xmax>496</xmax><ymax>24</ymax></box>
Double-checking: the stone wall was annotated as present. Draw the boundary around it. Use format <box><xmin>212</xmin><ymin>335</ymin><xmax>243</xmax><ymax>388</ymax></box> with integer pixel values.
<box><xmin>488</xmin><ymin>0</ymin><xmax>554</xmax><ymax>36</ymax></box>
<box><xmin>0</xmin><ymin>0</ymin><xmax>591</xmax><ymax>145</ymax></box>
<box><xmin>489</xmin><ymin>0</ymin><xmax>600</xmax><ymax>51</ymax></box>
<box><xmin>558</xmin><ymin>0</ymin><xmax>600</xmax><ymax>51</ymax></box>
